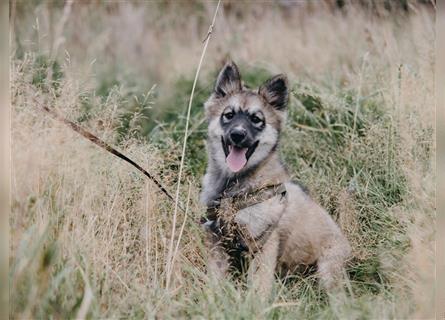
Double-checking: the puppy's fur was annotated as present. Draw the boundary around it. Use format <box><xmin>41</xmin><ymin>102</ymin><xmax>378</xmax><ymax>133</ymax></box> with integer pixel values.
<box><xmin>200</xmin><ymin>61</ymin><xmax>351</xmax><ymax>295</ymax></box>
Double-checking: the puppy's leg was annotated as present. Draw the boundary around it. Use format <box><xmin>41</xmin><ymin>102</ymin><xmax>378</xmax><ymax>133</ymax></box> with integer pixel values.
<box><xmin>206</xmin><ymin>232</ymin><xmax>229</xmax><ymax>280</ymax></box>
<box><xmin>317</xmin><ymin>239</ymin><xmax>351</xmax><ymax>291</ymax></box>
<box><xmin>248</xmin><ymin>230</ymin><xmax>279</xmax><ymax>298</ymax></box>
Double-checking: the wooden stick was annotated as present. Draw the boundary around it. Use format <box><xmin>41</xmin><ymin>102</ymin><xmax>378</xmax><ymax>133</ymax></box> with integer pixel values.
<box><xmin>39</xmin><ymin>104</ymin><xmax>183</xmax><ymax>211</ymax></box>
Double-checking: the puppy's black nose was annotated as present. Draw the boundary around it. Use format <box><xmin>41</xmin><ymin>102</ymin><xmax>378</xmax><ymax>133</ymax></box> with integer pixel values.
<box><xmin>230</xmin><ymin>128</ymin><xmax>247</xmax><ymax>144</ymax></box>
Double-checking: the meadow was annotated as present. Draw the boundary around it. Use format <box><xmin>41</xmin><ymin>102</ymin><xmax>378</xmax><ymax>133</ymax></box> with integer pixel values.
<box><xmin>10</xmin><ymin>1</ymin><xmax>435</xmax><ymax>319</ymax></box>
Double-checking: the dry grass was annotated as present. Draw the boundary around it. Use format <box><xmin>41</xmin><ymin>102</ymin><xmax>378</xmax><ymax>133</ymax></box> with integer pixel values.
<box><xmin>10</xmin><ymin>2</ymin><xmax>435</xmax><ymax>319</ymax></box>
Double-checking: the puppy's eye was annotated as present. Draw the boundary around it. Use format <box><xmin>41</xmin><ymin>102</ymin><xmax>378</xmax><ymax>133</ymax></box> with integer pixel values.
<box><xmin>223</xmin><ymin>112</ymin><xmax>234</xmax><ymax>120</ymax></box>
<box><xmin>251</xmin><ymin>115</ymin><xmax>262</xmax><ymax>124</ymax></box>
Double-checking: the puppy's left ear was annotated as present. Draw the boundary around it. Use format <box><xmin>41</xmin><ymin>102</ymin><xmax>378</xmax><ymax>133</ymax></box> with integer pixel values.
<box><xmin>214</xmin><ymin>61</ymin><xmax>242</xmax><ymax>98</ymax></box>
<box><xmin>259</xmin><ymin>74</ymin><xmax>289</xmax><ymax>110</ymax></box>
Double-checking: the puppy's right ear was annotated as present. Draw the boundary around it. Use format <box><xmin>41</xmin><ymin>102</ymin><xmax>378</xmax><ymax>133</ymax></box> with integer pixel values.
<box><xmin>214</xmin><ymin>61</ymin><xmax>242</xmax><ymax>98</ymax></box>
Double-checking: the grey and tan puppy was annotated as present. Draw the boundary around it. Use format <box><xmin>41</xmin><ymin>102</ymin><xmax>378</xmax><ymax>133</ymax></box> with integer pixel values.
<box><xmin>200</xmin><ymin>61</ymin><xmax>351</xmax><ymax>295</ymax></box>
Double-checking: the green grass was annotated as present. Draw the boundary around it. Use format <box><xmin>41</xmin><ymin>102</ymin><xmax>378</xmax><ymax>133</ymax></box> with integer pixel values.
<box><xmin>10</xmin><ymin>54</ymin><xmax>433</xmax><ymax>319</ymax></box>
<box><xmin>10</xmin><ymin>2</ymin><xmax>435</xmax><ymax>319</ymax></box>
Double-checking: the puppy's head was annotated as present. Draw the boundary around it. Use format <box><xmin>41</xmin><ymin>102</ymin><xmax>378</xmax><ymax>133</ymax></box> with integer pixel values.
<box><xmin>204</xmin><ymin>61</ymin><xmax>288</xmax><ymax>174</ymax></box>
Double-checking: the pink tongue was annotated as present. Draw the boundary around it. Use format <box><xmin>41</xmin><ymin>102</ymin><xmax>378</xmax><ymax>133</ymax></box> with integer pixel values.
<box><xmin>226</xmin><ymin>146</ymin><xmax>248</xmax><ymax>172</ymax></box>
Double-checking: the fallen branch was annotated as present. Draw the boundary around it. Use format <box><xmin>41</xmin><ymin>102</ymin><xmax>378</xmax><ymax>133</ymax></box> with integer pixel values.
<box><xmin>38</xmin><ymin>104</ymin><xmax>183</xmax><ymax>212</ymax></box>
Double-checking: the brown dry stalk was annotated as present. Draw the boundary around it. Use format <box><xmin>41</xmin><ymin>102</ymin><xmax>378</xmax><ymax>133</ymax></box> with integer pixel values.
<box><xmin>38</xmin><ymin>103</ymin><xmax>182</xmax><ymax>211</ymax></box>
<box><xmin>165</xmin><ymin>0</ymin><xmax>222</xmax><ymax>290</ymax></box>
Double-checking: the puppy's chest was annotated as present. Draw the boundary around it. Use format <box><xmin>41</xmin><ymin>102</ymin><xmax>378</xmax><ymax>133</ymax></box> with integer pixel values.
<box><xmin>205</xmin><ymin>184</ymin><xmax>287</xmax><ymax>253</ymax></box>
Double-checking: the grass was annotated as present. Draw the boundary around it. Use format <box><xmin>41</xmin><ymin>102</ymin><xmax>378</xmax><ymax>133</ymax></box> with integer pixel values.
<box><xmin>10</xmin><ymin>1</ymin><xmax>435</xmax><ymax>319</ymax></box>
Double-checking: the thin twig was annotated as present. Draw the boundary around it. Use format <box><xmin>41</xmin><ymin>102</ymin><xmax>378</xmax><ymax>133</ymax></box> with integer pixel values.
<box><xmin>76</xmin><ymin>265</ymin><xmax>94</xmax><ymax>320</ymax></box>
<box><xmin>169</xmin><ymin>182</ymin><xmax>191</xmax><ymax>287</ymax></box>
<box><xmin>37</xmin><ymin>103</ymin><xmax>183</xmax><ymax>211</ymax></box>
<box><xmin>165</xmin><ymin>0</ymin><xmax>221</xmax><ymax>290</ymax></box>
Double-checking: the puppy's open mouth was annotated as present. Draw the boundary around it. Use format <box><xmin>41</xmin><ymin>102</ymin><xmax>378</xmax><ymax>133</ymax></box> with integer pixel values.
<box><xmin>221</xmin><ymin>137</ymin><xmax>259</xmax><ymax>173</ymax></box>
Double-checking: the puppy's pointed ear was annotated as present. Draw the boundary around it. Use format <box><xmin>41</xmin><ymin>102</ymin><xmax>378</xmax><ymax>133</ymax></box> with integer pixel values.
<box><xmin>214</xmin><ymin>61</ymin><xmax>242</xmax><ymax>98</ymax></box>
<box><xmin>259</xmin><ymin>74</ymin><xmax>289</xmax><ymax>110</ymax></box>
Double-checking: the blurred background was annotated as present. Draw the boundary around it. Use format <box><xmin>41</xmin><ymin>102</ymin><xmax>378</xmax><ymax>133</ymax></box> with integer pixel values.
<box><xmin>10</xmin><ymin>0</ymin><xmax>436</xmax><ymax>175</ymax></box>
<box><xmin>9</xmin><ymin>1</ymin><xmax>436</xmax><ymax>319</ymax></box>
<box><xmin>10</xmin><ymin>0</ymin><xmax>435</xmax><ymax>136</ymax></box>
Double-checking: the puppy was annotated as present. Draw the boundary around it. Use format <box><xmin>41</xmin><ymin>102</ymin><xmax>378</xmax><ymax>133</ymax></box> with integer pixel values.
<box><xmin>200</xmin><ymin>61</ymin><xmax>351</xmax><ymax>295</ymax></box>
